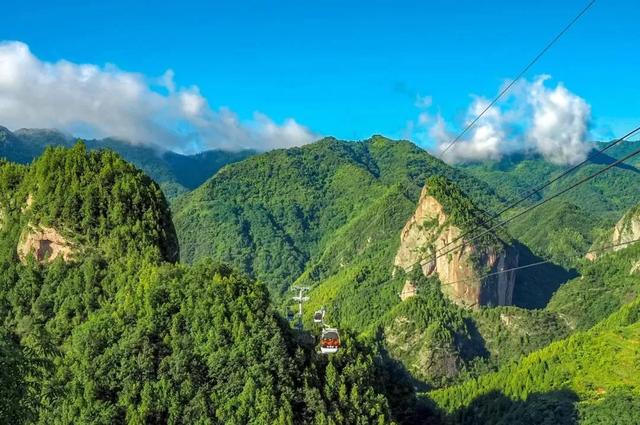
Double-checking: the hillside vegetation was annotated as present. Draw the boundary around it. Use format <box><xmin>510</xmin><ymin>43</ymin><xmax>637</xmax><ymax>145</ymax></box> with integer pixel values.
<box><xmin>174</xmin><ymin>136</ymin><xmax>504</xmax><ymax>296</ymax></box>
<box><xmin>429</xmin><ymin>296</ymin><xmax>640</xmax><ymax>424</ymax></box>
<box><xmin>2</xmin><ymin>134</ymin><xmax>640</xmax><ymax>424</ymax></box>
<box><xmin>459</xmin><ymin>141</ymin><xmax>640</xmax><ymax>259</ymax></box>
<box><xmin>0</xmin><ymin>144</ymin><xmax>423</xmax><ymax>424</ymax></box>
<box><xmin>174</xmin><ymin>137</ymin><xmax>587</xmax><ymax>390</ymax></box>
<box><xmin>425</xmin><ymin>207</ymin><xmax>640</xmax><ymax>424</ymax></box>
<box><xmin>547</xmin><ymin>239</ymin><xmax>640</xmax><ymax>330</ymax></box>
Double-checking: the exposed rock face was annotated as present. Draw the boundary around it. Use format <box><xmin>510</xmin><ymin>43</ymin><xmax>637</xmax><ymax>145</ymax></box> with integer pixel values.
<box><xmin>394</xmin><ymin>186</ymin><xmax>518</xmax><ymax>309</ymax></box>
<box><xmin>588</xmin><ymin>205</ymin><xmax>640</xmax><ymax>261</ymax></box>
<box><xmin>399</xmin><ymin>281</ymin><xmax>417</xmax><ymax>301</ymax></box>
<box><xmin>611</xmin><ymin>206</ymin><xmax>640</xmax><ymax>249</ymax></box>
<box><xmin>18</xmin><ymin>225</ymin><xmax>74</xmax><ymax>263</ymax></box>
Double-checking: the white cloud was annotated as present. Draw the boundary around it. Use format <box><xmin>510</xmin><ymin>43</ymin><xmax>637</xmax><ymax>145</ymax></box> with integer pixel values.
<box><xmin>0</xmin><ymin>41</ymin><xmax>317</xmax><ymax>152</ymax></box>
<box><xmin>431</xmin><ymin>97</ymin><xmax>511</xmax><ymax>162</ymax></box>
<box><xmin>412</xmin><ymin>76</ymin><xmax>593</xmax><ymax>165</ymax></box>
<box><xmin>526</xmin><ymin>76</ymin><xmax>591</xmax><ymax>165</ymax></box>
<box><xmin>417</xmin><ymin>112</ymin><xmax>430</xmax><ymax>125</ymax></box>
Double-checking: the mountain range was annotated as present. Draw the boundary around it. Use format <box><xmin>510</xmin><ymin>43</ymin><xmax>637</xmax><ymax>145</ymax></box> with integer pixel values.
<box><xmin>0</xmin><ymin>126</ymin><xmax>255</xmax><ymax>199</ymax></box>
<box><xmin>1</xmin><ymin>128</ymin><xmax>639</xmax><ymax>424</ymax></box>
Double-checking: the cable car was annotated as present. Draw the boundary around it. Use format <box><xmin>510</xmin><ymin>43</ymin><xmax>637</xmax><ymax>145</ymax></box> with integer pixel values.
<box><xmin>286</xmin><ymin>308</ymin><xmax>295</xmax><ymax>322</ymax></box>
<box><xmin>320</xmin><ymin>328</ymin><xmax>341</xmax><ymax>354</ymax></box>
<box><xmin>313</xmin><ymin>309</ymin><xmax>325</xmax><ymax>324</ymax></box>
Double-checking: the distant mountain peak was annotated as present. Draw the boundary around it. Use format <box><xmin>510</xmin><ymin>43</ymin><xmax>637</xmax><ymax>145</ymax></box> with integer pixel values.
<box><xmin>0</xmin><ymin>125</ymin><xmax>256</xmax><ymax>198</ymax></box>
<box><xmin>14</xmin><ymin>127</ymin><xmax>70</xmax><ymax>138</ymax></box>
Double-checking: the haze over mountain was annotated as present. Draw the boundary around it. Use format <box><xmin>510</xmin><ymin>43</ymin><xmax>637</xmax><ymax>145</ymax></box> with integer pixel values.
<box><xmin>0</xmin><ymin>125</ymin><xmax>255</xmax><ymax>199</ymax></box>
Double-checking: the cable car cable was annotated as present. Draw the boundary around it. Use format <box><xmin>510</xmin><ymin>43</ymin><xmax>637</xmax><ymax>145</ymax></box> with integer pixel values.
<box><xmin>399</xmin><ymin>237</ymin><xmax>640</xmax><ymax>297</ymax></box>
<box><xmin>492</xmin><ymin>126</ymin><xmax>640</xmax><ymax>216</ymax></box>
<box><xmin>426</xmin><ymin>144</ymin><xmax>640</xmax><ymax>269</ymax></box>
<box><xmin>432</xmin><ymin>144</ymin><xmax>640</xmax><ymax>264</ymax></box>
<box><xmin>401</xmin><ymin>140</ymin><xmax>640</xmax><ymax>273</ymax></box>
<box><xmin>434</xmin><ymin>126</ymin><xmax>640</xmax><ymax>256</ymax></box>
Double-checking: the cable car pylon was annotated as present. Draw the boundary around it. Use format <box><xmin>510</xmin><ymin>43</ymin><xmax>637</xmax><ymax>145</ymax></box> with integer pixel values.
<box><xmin>291</xmin><ymin>286</ymin><xmax>310</xmax><ymax>330</ymax></box>
<box><xmin>289</xmin><ymin>288</ymin><xmax>341</xmax><ymax>354</ymax></box>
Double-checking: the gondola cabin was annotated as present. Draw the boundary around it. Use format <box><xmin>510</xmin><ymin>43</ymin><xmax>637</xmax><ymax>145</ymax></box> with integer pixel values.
<box><xmin>320</xmin><ymin>328</ymin><xmax>340</xmax><ymax>354</ymax></box>
<box><xmin>286</xmin><ymin>309</ymin><xmax>295</xmax><ymax>322</ymax></box>
<box><xmin>313</xmin><ymin>309</ymin><xmax>324</xmax><ymax>324</ymax></box>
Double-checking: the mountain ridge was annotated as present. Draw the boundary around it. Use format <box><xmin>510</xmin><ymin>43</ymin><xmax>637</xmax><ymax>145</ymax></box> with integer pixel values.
<box><xmin>174</xmin><ymin>135</ymin><xmax>506</xmax><ymax>295</ymax></box>
<box><xmin>0</xmin><ymin>126</ymin><xmax>256</xmax><ymax>199</ymax></box>
<box><xmin>1</xmin><ymin>131</ymin><xmax>640</xmax><ymax>423</ymax></box>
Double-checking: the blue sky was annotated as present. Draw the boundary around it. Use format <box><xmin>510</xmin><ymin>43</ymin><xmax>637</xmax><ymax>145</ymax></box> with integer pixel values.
<box><xmin>1</xmin><ymin>0</ymin><xmax>639</xmax><ymax>155</ymax></box>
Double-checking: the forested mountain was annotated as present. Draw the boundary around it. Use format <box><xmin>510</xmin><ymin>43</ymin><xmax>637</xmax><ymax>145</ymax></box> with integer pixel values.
<box><xmin>459</xmin><ymin>141</ymin><xmax>640</xmax><ymax>218</ymax></box>
<box><xmin>0</xmin><ymin>144</ymin><xmax>426</xmax><ymax>424</ymax></box>
<box><xmin>424</xmin><ymin>201</ymin><xmax>640</xmax><ymax>424</ymax></box>
<box><xmin>1</xmin><ymin>135</ymin><xmax>639</xmax><ymax>424</ymax></box>
<box><xmin>0</xmin><ymin>126</ymin><xmax>255</xmax><ymax>199</ymax></box>
<box><xmin>547</xmin><ymin>204</ymin><xmax>640</xmax><ymax>330</ymax></box>
<box><xmin>172</xmin><ymin>137</ymin><xmax>582</xmax><ymax>390</ymax></box>
<box><xmin>174</xmin><ymin>135</ymin><xmax>505</xmax><ymax>295</ymax></box>
<box><xmin>171</xmin><ymin>135</ymin><xmax>640</xmax><ymax>423</ymax></box>
<box><xmin>430</xmin><ymin>271</ymin><xmax>640</xmax><ymax>424</ymax></box>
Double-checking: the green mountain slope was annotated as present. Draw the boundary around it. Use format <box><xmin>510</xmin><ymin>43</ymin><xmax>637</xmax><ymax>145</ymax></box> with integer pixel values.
<box><xmin>546</xmin><ymin>218</ymin><xmax>640</xmax><ymax>330</ymax></box>
<box><xmin>423</xmin><ymin>214</ymin><xmax>640</xmax><ymax>424</ymax></box>
<box><xmin>459</xmin><ymin>142</ymin><xmax>640</xmax><ymax>216</ymax></box>
<box><xmin>428</xmin><ymin>296</ymin><xmax>640</xmax><ymax>424</ymax></box>
<box><xmin>174</xmin><ymin>136</ymin><xmax>504</xmax><ymax>296</ymax></box>
<box><xmin>0</xmin><ymin>144</ymin><xmax>425</xmax><ymax>424</ymax></box>
<box><xmin>174</xmin><ymin>139</ymin><xmax>579</xmax><ymax>390</ymax></box>
<box><xmin>3</xmin><ymin>137</ymin><xmax>638</xmax><ymax>423</ymax></box>
<box><xmin>0</xmin><ymin>126</ymin><xmax>254</xmax><ymax>199</ymax></box>
<box><xmin>367</xmin><ymin>275</ymin><xmax>571</xmax><ymax>390</ymax></box>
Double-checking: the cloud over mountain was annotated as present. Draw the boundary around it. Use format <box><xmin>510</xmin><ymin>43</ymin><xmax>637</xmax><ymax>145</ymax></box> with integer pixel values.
<box><xmin>412</xmin><ymin>76</ymin><xmax>592</xmax><ymax>165</ymax></box>
<box><xmin>0</xmin><ymin>41</ymin><xmax>317</xmax><ymax>152</ymax></box>
<box><xmin>526</xmin><ymin>76</ymin><xmax>591</xmax><ymax>165</ymax></box>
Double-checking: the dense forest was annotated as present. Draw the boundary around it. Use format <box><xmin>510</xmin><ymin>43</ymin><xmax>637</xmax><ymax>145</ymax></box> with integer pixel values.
<box><xmin>460</xmin><ymin>142</ymin><xmax>640</xmax><ymax>260</ymax></box>
<box><xmin>0</xmin><ymin>135</ymin><xmax>639</xmax><ymax>424</ymax></box>
<box><xmin>0</xmin><ymin>144</ymin><xmax>423</xmax><ymax>424</ymax></box>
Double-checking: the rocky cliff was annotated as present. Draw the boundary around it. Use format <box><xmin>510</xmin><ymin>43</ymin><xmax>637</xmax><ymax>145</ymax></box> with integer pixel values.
<box><xmin>17</xmin><ymin>224</ymin><xmax>74</xmax><ymax>263</ymax></box>
<box><xmin>587</xmin><ymin>204</ymin><xmax>640</xmax><ymax>261</ymax></box>
<box><xmin>394</xmin><ymin>177</ymin><xmax>518</xmax><ymax>309</ymax></box>
<box><xmin>611</xmin><ymin>204</ymin><xmax>640</xmax><ymax>249</ymax></box>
